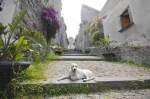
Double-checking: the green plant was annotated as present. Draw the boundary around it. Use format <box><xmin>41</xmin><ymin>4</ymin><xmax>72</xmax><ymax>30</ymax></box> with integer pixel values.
<box><xmin>0</xmin><ymin>10</ymin><xmax>30</xmax><ymax>61</ymax></box>
<box><xmin>100</xmin><ymin>35</ymin><xmax>110</xmax><ymax>46</ymax></box>
<box><xmin>19</xmin><ymin>52</ymin><xmax>57</xmax><ymax>80</ymax></box>
<box><xmin>20</xmin><ymin>28</ymin><xmax>49</xmax><ymax>61</ymax></box>
<box><xmin>22</xmin><ymin>28</ymin><xmax>47</xmax><ymax>47</ymax></box>
<box><xmin>92</xmin><ymin>31</ymin><xmax>103</xmax><ymax>46</ymax></box>
<box><xmin>99</xmin><ymin>35</ymin><xmax>115</xmax><ymax>53</ymax></box>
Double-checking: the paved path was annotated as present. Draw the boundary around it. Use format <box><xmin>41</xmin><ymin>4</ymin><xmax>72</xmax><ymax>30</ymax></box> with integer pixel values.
<box><xmin>22</xmin><ymin>55</ymin><xmax>150</xmax><ymax>98</ymax></box>
<box><xmin>45</xmin><ymin>60</ymin><xmax>150</xmax><ymax>81</ymax></box>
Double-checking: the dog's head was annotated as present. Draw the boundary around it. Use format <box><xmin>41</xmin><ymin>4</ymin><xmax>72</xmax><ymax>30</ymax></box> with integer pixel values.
<box><xmin>71</xmin><ymin>63</ymin><xmax>78</xmax><ymax>72</ymax></box>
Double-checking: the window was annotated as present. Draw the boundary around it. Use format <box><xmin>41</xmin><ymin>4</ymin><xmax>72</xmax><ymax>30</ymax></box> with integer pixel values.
<box><xmin>119</xmin><ymin>7</ymin><xmax>134</xmax><ymax>32</ymax></box>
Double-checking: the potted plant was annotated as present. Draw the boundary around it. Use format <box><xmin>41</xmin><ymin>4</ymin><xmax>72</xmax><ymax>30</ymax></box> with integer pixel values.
<box><xmin>100</xmin><ymin>36</ymin><xmax>118</xmax><ymax>61</ymax></box>
<box><xmin>0</xmin><ymin>11</ymin><xmax>31</xmax><ymax>83</ymax></box>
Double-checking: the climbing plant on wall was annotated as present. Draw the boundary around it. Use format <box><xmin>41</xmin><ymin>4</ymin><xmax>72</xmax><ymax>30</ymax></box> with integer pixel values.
<box><xmin>41</xmin><ymin>7</ymin><xmax>60</xmax><ymax>43</ymax></box>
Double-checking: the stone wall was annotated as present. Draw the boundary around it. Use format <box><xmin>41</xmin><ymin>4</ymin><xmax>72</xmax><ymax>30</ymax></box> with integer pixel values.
<box><xmin>52</xmin><ymin>17</ymin><xmax>68</xmax><ymax>48</ymax></box>
<box><xmin>18</xmin><ymin>0</ymin><xmax>68</xmax><ymax>48</ymax></box>
<box><xmin>89</xmin><ymin>47</ymin><xmax>102</xmax><ymax>56</ymax></box>
<box><xmin>0</xmin><ymin>0</ymin><xmax>17</xmax><ymax>25</ymax></box>
<box><xmin>48</xmin><ymin>0</ymin><xmax>68</xmax><ymax>48</ymax></box>
<box><xmin>68</xmin><ymin>37</ymin><xmax>75</xmax><ymax>49</ymax></box>
<box><xmin>15</xmin><ymin>0</ymin><xmax>44</xmax><ymax>32</ymax></box>
<box><xmin>116</xmin><ymin>46</ymin><xmax>150</xmax><ymax>65</ymax></box>
<box><xmin>81</xmin><ymin>5</ymin><xmax>100</xmax><ymax>22</ymax></box>
<box><xmin>75</xmin><ymin>5</ymin><xmax>100</xmax><ymax>52</ymax></box>
<box><xmin>0</xmin><ymin>0</ymin><xmax>68</xmax><ymax>48</ymax></box>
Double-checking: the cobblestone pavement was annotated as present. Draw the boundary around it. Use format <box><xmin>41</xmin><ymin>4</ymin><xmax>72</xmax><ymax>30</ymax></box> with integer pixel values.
<box><xmin>45</xmin><ymin>61</ymin><xmax>150</xmax><ymax>80</ymax></box>
<box><xmin>23</xmin><ymin>89</ymin><xmax>150</xmax><ymax>99</ymax></box>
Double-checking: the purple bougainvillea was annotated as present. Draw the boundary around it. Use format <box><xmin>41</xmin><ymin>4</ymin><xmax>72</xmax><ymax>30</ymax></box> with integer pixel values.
<box><xmin>42</xmin><ymin>7</ymin><xmax>60</xmax><ymax>43</ymax></box>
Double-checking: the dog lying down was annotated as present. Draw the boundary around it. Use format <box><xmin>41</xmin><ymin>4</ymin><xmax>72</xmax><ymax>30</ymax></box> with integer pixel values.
<box><xmin>57</xmin><ymin>63</ymin><xmax>95</xmax><ymax>82</ymax></box>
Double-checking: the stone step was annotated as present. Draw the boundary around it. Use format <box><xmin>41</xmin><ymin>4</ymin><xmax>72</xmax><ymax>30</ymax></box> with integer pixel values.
<box><xmin>62</xmin><ymin>54</ymin><xmax>94</xmax><ymax>56</ymax></box>
<box><xmin>19</xmin><ymin>76</ymin><xmax>150</xmax><ymax>96</ymax></box>
<box><xmin>18</xmin><ymin>89</ymin><xmax>150</xmax><ymax>99</ymax></box>
<box><xmin>53</xmin><ymin>56</ymin><xmax>102</xmax><ymax>61</ymax></box>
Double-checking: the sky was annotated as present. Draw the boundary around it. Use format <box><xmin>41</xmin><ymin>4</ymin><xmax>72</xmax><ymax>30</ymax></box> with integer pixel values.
<box><xmin>61</xmin><ymin>0</ymin><xmax>107</xmax><ymax>39</ymax></box>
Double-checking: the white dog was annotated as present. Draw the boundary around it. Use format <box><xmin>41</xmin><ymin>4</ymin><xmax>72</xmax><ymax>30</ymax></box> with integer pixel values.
<box><xmin>57</xmin><ymin>63</ymin><xmax>95</xmax><ymax>82</ymax></box>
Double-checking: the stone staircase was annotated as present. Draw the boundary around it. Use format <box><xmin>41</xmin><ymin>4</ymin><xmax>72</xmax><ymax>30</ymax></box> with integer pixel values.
<box><xmin>19</xmin><ymin>53</ymin><xmax>150</xmax><ymax>97</ymax></box>
<box><xmin>55</xmin><ymin>55</ymin><xmax>102</xmax><ymax>61</ymax></box>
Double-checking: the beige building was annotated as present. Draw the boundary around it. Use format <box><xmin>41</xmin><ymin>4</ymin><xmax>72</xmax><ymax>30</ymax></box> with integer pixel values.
<box><xmin>101</xmin><ymin>0</ymin><xmax>150</xmax><ymax>45</ymax></box>
<box><xmin>100</xmin><ymin>0</ymin><xmax>150</xmax><ymax>65</ymax></box>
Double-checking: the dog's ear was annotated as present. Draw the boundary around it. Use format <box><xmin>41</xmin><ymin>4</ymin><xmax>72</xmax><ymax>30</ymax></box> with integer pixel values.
<box><xmin>75</xmin><ymin>64</ymin><xmax>78</xmax><ymax>68</ymax></box>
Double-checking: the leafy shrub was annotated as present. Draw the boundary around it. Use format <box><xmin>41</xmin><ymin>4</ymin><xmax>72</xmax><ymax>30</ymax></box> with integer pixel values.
<box><xmin>92</xmin><ymin>31</ymin><xmax>103</xmax><ymax>46</ymax></box>
<box><xmin>0</xmin><ymin>10</ymin><xmax>30</xmax><ymax>61</ymax></box>
<box><xmin>19</xmin><ymin>52</ymin><xmax>57</xmax><ymax>80</ymax></box>
<box><xmin>100</xmin><ymin>35</ymin><xmax>110</xmax><ymax>46</ymax></box>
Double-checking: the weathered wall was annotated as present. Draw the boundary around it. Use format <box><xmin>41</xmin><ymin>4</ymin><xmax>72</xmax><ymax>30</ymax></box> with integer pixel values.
<box><xmin>68</xmin><ymin>37</ymin><xmax>75</xmax><ymax>49</ymax></box>
<box><xmin>75</xmin><ymin>23</ymin><xmax>91</xmax><ymax>52</ymax></box>
<box><xmin>46</xmin><ymin>0</ymin><xmax>62</xmax><ymax>16</ymax></box>
<box><xmin>75</xmin><ymin>5</ymin><xmax>100</xmax><ymax>52</ymax></box>
<box><xmin>52</xmin><ymin>17</ymin><xmax>68</xmax><ymax>48</ymax></box>
<box><xmin>16</xmin><ymin>0</ymin><xmax>44</xmax><ymax>32</ymax></box>
<box><xmin>81</xmin><ymin>5</ymin><xmax>100</xmax><ymax>23</ymax></box>
<box><xmin>119</xmin><ymin>46</ymin><xmax>150</xmax><ymax>65</ymax></box>
<box><xmin>100</xmin><ymin>0</ymin><xmax>150</xmax><ymax>65</ymax></box>
<box><xmin>109</xmin><ymin>45</ymin><xmax>150</xmax><ymax>65</ymax></box>
<box><xmin>0</xmin><ymin>0</ymin><xmax>16</xmax><ymax>25</ymax></box>
<box><xmin>101</xmin><ymin>0</ymin><xmax>150</xmax><ymax>44</ymax></box>
<box><xmin>0</xmin><ymin>0</ymin><xmax>68</xmax><ymax>48</ymax></box>
<box><xmin>48</xmin><ymin>0</ymin><xmax>68</xmax><ymax>48</ymax></box>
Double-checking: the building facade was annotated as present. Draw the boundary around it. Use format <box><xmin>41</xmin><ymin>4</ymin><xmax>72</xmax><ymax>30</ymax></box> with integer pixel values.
<box><xmin>101</xmin><ymin>0</ymin><xmax>150</xmax><ymax>65</ymax></box>
<box><xmin>101</xmin><ymin>0</ymin><xmax>150</xmax><ymax>45</ymax></box>
<box><xmin>75</xmin><ymin>5</ymin><xmax>100</xmax><ymax>52</ymax></box>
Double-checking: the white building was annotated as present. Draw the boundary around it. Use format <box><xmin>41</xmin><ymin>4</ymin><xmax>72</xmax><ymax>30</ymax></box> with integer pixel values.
<box><xmin>101</xmin><ymin>0</ymin><xmax>150</xmax><ymax>45</ymax></box>
<box><xmin>100</xmin><ymin>0</ymin><xmax>150</xmax><ymax>65</ymax></box>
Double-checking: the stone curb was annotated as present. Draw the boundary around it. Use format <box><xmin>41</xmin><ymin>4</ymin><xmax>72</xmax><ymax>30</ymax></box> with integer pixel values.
<box><xmin>62</xmin><ymin>54</ymin><xmax>96</xmax><ymax>56</ymax></box>
<box><xmin>53</xmin><ymin>58</ymin><xmax>103</xmax><ymax>61</ymax></box>
<box><xmin>53</xmin><ymin>56</ymin><xmax>102</xmax><ymax>61</ymax></box>
<box><xmin>21</xmin><ymin>77</ymin><xmax>150</xmax><ymax>90</ymax></box>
